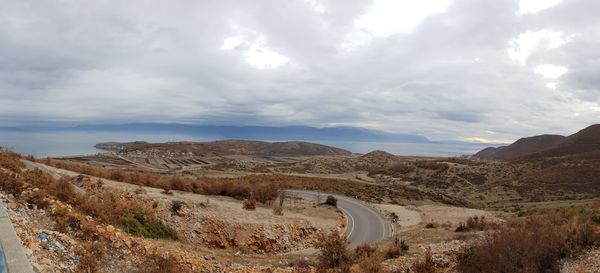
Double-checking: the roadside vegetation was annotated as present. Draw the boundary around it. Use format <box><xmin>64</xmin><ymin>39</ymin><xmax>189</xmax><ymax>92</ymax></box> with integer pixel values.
<box><xmin>1</xmin><ymin>151</ymin><xmax>177</xmax><ymax>241</ymax></box>
<box><xmin>457</xmin><ymin>204</ymin><xmax>599</xmax><ymax>273</ymax></box>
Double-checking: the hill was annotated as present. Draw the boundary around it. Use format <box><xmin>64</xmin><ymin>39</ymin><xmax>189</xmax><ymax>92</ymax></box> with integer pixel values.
<box><xmin>473</xmin><ymin>135</ymin><xmax>565</xmax><ymax>160</ymax></box>
<box><xmin>275</xmin><ymin>150</ymin><xmax>403</xmax><ymax>174</ymax></box>
<box><xmin>529</xmin><ymin>124</ymin><xmax>600</xmax><ymax>158</ymax></box>
<box><xmin>95</xmin><ymin>140</ymin><xmax>352</xmax><ymax>157</ymax></box>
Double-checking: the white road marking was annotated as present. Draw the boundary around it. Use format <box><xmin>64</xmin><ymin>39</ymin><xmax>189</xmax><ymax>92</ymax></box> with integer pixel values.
<box><xmin>338</xmin><ymin>206</ymin><xmax>355</xmax><ymax>239</ymax></box>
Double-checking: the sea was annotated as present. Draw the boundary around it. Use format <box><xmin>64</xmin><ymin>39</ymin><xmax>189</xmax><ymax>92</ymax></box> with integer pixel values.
<box><xmin>0</xmin><ymin>131</ymin><xmax>493</xmax><ymax>158</ymax></box>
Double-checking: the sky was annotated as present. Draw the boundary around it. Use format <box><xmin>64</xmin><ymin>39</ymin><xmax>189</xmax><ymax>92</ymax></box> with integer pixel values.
<box><xmin>1</xmin><ymin>0</ymin><xmax>599</xmax><ymax>143</ymax></box>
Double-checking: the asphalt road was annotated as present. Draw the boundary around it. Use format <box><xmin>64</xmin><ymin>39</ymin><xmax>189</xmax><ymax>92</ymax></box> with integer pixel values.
<box><xmin>286</xmin><ymin>190</ymin><xmax>391</xmax><ymax>246</ymax></box>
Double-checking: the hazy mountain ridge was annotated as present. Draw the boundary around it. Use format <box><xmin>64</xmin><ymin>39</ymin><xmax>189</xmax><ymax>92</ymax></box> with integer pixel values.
<box><xmin>1</xmin><ymin>123</ymin><xmax>430</xmax><ymax>143</ymax></box>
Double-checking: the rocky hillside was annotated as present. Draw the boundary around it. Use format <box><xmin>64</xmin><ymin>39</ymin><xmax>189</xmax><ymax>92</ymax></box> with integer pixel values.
<box><xmin>473</xmin><ymin>134</ymin><xmax>565</xmax><ymax>160</ymax></box>
<box><xmin>96</xmin><ymin>140</ymin><xmax>352</xmax><ymax>157</ymax></box>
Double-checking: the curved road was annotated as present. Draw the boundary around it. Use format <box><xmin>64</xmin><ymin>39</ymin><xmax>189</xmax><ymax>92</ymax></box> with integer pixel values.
<box><xmin>287</xmin><ymin>190</ymin><xmax>391</xmax><ymax>246</ymax></box>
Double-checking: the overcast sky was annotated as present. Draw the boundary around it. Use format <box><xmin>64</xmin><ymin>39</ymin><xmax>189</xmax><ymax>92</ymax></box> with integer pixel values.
<box><xmin>1</xmin><ymin>0</ymin><xmax>598</xmax><ymax>142</ymax></box>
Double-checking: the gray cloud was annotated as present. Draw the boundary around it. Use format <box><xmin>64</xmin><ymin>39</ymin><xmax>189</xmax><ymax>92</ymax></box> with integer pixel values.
<box><xmin>0</xmin><ymin>0</ymin><xmax>599</xmax><ymax>142</ymax></box>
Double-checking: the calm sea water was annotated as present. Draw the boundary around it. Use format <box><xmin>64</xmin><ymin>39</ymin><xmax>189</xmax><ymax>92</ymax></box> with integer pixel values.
<box><xmin>0</xmin><ymin>131</ymin><xmax>491</xmax><ymax>157</ymax></box>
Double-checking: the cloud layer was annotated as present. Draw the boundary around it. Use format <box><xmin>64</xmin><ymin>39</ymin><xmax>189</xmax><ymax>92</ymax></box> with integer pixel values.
<box><xmin>1</xmin><ymin>0</ymin><xmax>599</xmax><ymax>142</ymax></box>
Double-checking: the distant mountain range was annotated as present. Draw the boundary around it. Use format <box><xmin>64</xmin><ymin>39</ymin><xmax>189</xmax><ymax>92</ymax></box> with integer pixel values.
<box><xmin>474</xmin><ymin>124</ymin><xmax>600</xmax><ymax>160</ymax></box>
<box><xmin>0</xmin><ymin>123</ymin><xmax>431</xmax><ymax>143</ymax></box>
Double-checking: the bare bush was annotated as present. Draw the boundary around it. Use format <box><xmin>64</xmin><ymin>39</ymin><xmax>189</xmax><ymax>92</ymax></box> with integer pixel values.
<box><xmin>0</xmin><ymin>172</ymin><xmax>23</xmax><ymax>196</ymax></box>
<box><xmin>75</xmin><ymin>242</ymin><xmax>105</xmax><ymax>273</ymax></box>
<box><xmin>459</xmin><ymin>218</ymin><xmax>565</xmax><ymax>273</ymax></box>
<box><xmin>412</xmin><ymin>251</ymin><xmax>436</xmax><ymax>273</ymax></box>
<box><xmin>243</xmin><ymin>193</ymin><xmax>257</xmax><ymax>210</ymax></box>
<box><xmin>315</xmin><ymin>230</ymin><xmax>350</xmax><ymax>270</ymax></box>
<box><xmin>144</xmin><ymin>253</ymin><xmax>183</xmax><ymax>273</ymax></box>
<box><xmin>50</xmin><ymin>178</ymin><xmax>77</xmax><ymax>202</ymax></box>
<box><xmin>385</xmin><ymin>237</ymin><xmax>409</xmax><ymax>259</ymax></box>
<box><xmin>273</xmin><ymin>206</ymin><xmax>284</xmax><ymax>216</ymax></box>
<box><xmin>26</xmin><ymin>190</ymin><xmax>50</xmax><ymax>210</ymax></box>
<box><xmin>357</xmin><ymin>250</ymin><xmax>385</xmax><ymax>273</ymax></box>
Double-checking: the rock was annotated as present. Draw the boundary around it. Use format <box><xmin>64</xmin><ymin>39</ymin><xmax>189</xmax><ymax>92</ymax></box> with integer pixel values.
<box><xmin>31</xmin><ymin>262</ymin><xmax>43</xmax><ymax>273</ymax></box>
<box><xmin>432</xmin><ymin>255</ymin><xmax>451</xmax><ymax>268</ymax></box>
<box><xmin>106</xmin><ymin>225</ymin><xmax>115</xmax><ymax>232</ymax></box>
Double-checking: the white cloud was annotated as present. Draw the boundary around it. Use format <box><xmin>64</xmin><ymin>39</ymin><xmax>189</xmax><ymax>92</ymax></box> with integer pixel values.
<box><xmin>507</xmin><ymin>29</ymin><xmax>571</xmax><ymax>65</ymax></box>
<box><xmin>303</xmin><ymin>0</ymin><xmax>325</xmax><ymax>13</ymax></box>
<box><xmin>244</xmin><ymin>42</ymin><xmax>289</xmax><ymax>69</ymax></box>
<box><xmin>221</xmin><ymin>35</ymin><xmax>289</xmax><ymax>69</ymax></box>
<box><xmin>534</xmin><ymin>64</ymin><xmax>568</xmax><ymax>79</ymax></box>
<box><xmin>220</xmin><ymin>36</ymin><xmax>244</xmax><ymax>50</ymax></box>
<box><xmin>355</xmin><ymin>0</ymin><xmax>453</xmax><ymax>37</ymax></box>
<box><xmin>546</xmin><ymin>82</ymin><xmax>558</xmax><ymax>89</ymax></box>
<box><xmin>460</xmin><ymin>137</ymin><xmax>514</xmax><ymax>144</ymax></box>
<box><xmin>342</xmin><ymin>0</ymin><xmax>452</xmax><ymax>51</ymax></box>
<box><xmin>519</xmin><ymin>0</ymin><xmax>564</xmax><ymax>14</ymax></box>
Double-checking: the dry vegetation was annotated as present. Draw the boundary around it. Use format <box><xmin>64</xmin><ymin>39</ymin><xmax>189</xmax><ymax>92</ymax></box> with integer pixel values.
<box><xmin>457</xmin><ymin>205</ymin><xmax>599</xmax><ymax>273</ymax></box>
<box><xmin>41</xmin><ymin>158</ymin><xmax>464</xmax><ymax>205</ymax></box>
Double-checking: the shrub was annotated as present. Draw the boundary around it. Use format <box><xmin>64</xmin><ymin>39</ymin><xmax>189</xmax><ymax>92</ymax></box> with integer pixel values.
<box><xmin>75</xmin><ymin>242</ymin><xmax>105</xmax><ymax>273</ymax></box>
<box><xmin>0</xmin><ymin>172</ymin><xmax>23</xmax><ymax>196</ymax></box>
<box><xmin>325</xmin><ymin>195</ymin><xmax>338</xmax><ymax>207</ymax></box>
<box><xmin>161</xmin><ymin>183</ymin><xmax>173</xmax><ymax>195</ymax></box>
<box><xmin>425</xmin><ymin>222</ymin><xmax>437</xmax><ymax>228</ymax></box>
<box><xmin>273</xmin><ymin>207</ymin><xmax>284</xmax><ymax>216</ymax></box>
<box><xmin>353</xmin><ymin>244</ymin><xmax>376</xmax><ymax>261</ymax></box>
<box><xmin>315</xmin><ymin>230</ymin><xmax>350</xmax><ymax>269</ymax></box>
<box><xmin>412</xmin><ymin>251</ymin><xmax>436</xmax><ymax>273</ymax></box>
<box><xmin>243</xmin><ymin>193</ymin><xmax>257</xmax><ymax>210</ymax></box>
<box><xmin>357</xmin><ymin>250</ymin><xmax>385</xmax><ymax>273</ymax></box>
<box><xmin>50</xmin><ymin>178</ymin><xmax>77</xmax><ymax>202</ymax></box>
<box><xmin>119</xmin><ymin>209</ymin><xmax>178</xmax><ymax>240</ymax></box>
<box><xmin>53</xmin><ymin>206</ymin><xmax>81</xmax><ymax>233</ymax></box>
<box><xmin>26</xmin><ymin>190</ymin><xmax>50</xmax><ymax>210</ymax></box>
<box><xmin>144</xmin><ymin>253</ymin><xmax>182</xmax><ymax>273</ymax></box>
<box><xmin>0</xmin><ymin>150</ymin><xmax>24</xmax><ymax>173</ymax></box>
<box><xmin>385</xmin><ymin>237</ymin><xmax>409</xmax><ymax>259</ymax></box>
<box><xmin>171</xmin><ymin>201</ymin><xmax>185</xmax><ymax>215</ymax></box>
<box><xmin>457</xmin><ymin>217</ymin><xmax>566</xmax><ymax>273</ymax></box>
<box><xmin>455</xmin><ymin>223</ymin><xmax>466</xmax><ymax>232</ymax></box>
<box><xmin>466</xmin><ymin>216</ymin><xmax>486</xmax><ymax>230</ymax></box>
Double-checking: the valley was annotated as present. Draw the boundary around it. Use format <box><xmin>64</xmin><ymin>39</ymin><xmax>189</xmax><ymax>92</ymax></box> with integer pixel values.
<box><xmin>1</xmin><ymin>125</ymin><xmax>599</xmax><ymax>272</ymax></box>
